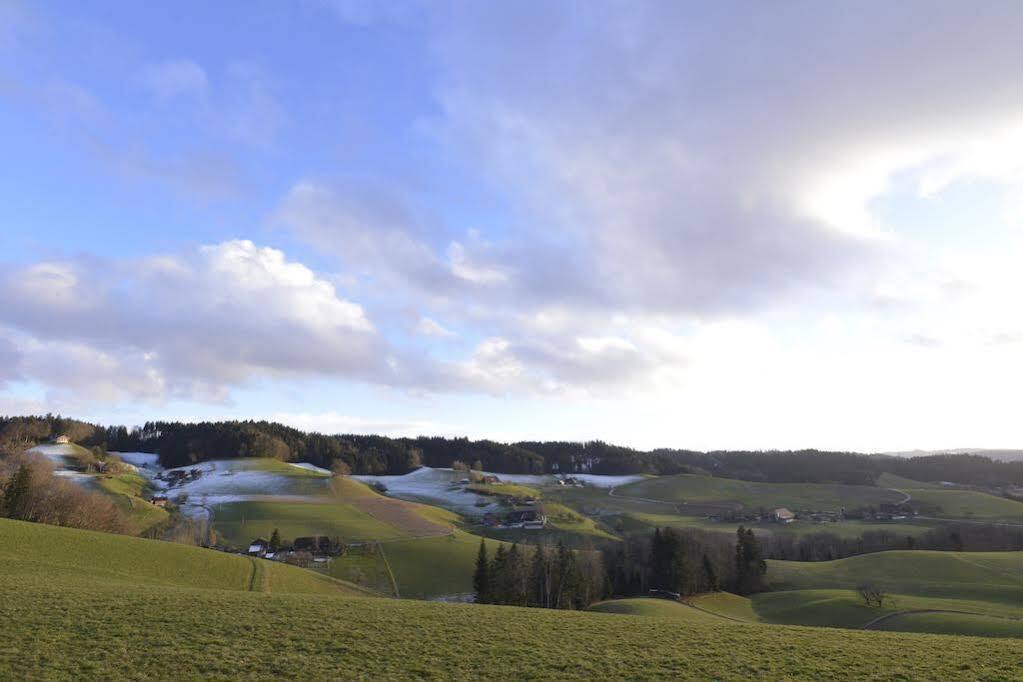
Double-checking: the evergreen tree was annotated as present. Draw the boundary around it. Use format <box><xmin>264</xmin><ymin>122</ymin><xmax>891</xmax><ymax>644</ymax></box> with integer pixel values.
<box><xmin>490</xmin><ymin>544</ymin><xmax>508</xmax><ymax>603</ymax></box>
<box><xmin>472</xmin><ymin>539</ymin><xmax>490</xmax><ymax>603</ymax></box>
<box><xmin>734</xmin><ymin>526</ymin><xmax>767</xmax><ymax>595</ymax></box>
<box><xmin>701</xmin><ymin>553</ymin><xmax>718</xmax><ymax>591</ymax></box>
<box><xmin>269</xmin><ymin>528</ymin><xmax>281</xmax><ymax>552</ymax></box>
<box><xmin>528</xmin><ymin>544</ymin><xmax>551</xmax><ymax>608</ymax></box>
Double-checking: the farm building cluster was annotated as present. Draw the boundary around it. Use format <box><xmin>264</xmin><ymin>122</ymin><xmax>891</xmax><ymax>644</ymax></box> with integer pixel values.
<box><xmin>246</xmin><ymin>535</ymin><xmax>344</xmax><ymax>565</ymax></box>
<box><xmin>482</xmin><ymin>509</ymin><xmax>548</xmax><ymax>529</ymax></box>
<box><xmin>707</xmin><ymin>503</ymin><xmax>917</xmax><ymax>525</ymax></box>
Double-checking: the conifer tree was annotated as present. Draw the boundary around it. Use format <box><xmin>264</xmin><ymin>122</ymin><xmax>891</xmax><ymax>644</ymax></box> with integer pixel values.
<box><xmin>472</xmin><ymin>539</ymin><xmax>490</xmax><ymax>603</ymax></box>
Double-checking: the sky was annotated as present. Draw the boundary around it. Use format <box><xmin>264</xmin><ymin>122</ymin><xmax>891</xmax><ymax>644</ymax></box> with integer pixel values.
<box><xmin>2</xmin><ymin>1</ymin><xmax>1023</xmax><ymax>452</ymax></box>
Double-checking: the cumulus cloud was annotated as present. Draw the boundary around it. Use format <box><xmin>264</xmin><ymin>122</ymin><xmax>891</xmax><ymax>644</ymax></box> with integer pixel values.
<box><xmin>0</xmin><ymin>241</ymin><xmax>396</xmax><ymax>402</ymax></box>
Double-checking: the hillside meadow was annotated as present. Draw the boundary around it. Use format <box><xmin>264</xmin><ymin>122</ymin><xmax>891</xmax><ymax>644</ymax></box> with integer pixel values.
<box><xmin>617</xmin><ymin>474</ymin><xmax>906</xmax><ymax>510</ymax></box>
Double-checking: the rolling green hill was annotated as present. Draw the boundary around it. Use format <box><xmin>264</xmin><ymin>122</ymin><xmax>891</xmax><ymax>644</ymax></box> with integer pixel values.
<box><xmin>5</xmin><ymin>519</ymin><xmax>1023</xmax><ymax>679</ymax></box>
<box><xmin>903</xmin><ymin>488</ymin><xmax>1023</xmax><ymax>519</ymax></box>
<box><xmin>757</xmin><ymin>550</ymin><xmax>1023</xmax><ymax>636</ymax></box>
<box><xmin>616</xmin><ymin>474</ymin><xmax>905</xmax><ymax>510</ymax></box>
<box><xmin>768</xmin><ymin>549</ymin><xmax>1023</xmax><ymax>602</ymax></box>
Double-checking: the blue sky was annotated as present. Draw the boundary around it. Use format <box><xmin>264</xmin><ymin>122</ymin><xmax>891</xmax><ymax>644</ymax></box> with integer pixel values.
<box><xmin>3</xmin><ymin>1</ymin><xmax>1023</xmax><ymax>451</ymax></box>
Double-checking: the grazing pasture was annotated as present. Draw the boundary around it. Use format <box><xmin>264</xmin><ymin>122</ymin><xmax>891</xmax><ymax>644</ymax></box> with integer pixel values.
<box><xmin>617</xmin><ymin>474</ymin><xmax>906</xmax><ymax>510</ymax></box>
<box><xmin>210</xmin><ymin>500</ymin><xmax>406</xmax><ymax>546</ymax></box>
<box><xmin>4</xmin><ymin>517</ymin><xmax>1023</xmax><ymax>680</ymax></box>
<box><xmin>589</xmin><ymin>598</ymin><xmax>725</xmax><ymax>622</ymax></box>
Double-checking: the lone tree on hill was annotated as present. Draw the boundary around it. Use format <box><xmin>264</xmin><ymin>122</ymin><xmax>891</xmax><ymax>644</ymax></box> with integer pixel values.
<box><xmin>857</xmin><ymin>583</ymin><xmax>894</xmax><ymax>609</ymax></box>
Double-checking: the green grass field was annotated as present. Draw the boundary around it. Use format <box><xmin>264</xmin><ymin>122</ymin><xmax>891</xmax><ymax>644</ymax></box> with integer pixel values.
<box><xmin>92</xmin><ymin>471</ymin><xmax>169</xmax><ymax>534</ymax></box>
<box><xmin>612</xmin><ymin>509</ymin><xmax>932</xmax><ymax>539</ymax></box>
<box><xmin>0</xmin><ymin>518</ymin><xmax>369</xmax><ymax>596</ymax></box>
<box><xmin>361</xmin><ymin>530</ymin><xmax>510</xmax><ymax>599</ymax></box>
<box><xmin>873</xmin><ymin>611</ymin><xmax>1023</xmax><ymax>638</ymax></box>
<box><xmin>467</xmin><ymin>482</ymin><xmax>542</xmax><ymax>499</ymax></box>
<box><xmin>903</xmin><ymin>488</ymin><xmax>1023</xmax><ymax>519</ymax></box>
<box><xmin>768</xmin><ymin>549</ymin><xmax>1023</xmax><ymax>602</ymax></box>
<box><xmin>757</xmin><ymin>550</ymin><xmax>1023</xmax><ymax>636</ymax></box>
<box><xmin>211</xmin><ymin>499</ymin><xmax>407</xmax><ymax>546</ymax></box>
<box><xmin>689</xmin><ymin>592</ymin><xmax>761</xmax><ymax>622</ymax></box>
<box><xmin>6</xmin><ymin>519</ymin><xmax>1023</xmax><ymax>679</ymax></box>
<box><xmin>589</xmin><ymin>597</ymin><xmax>724</xmax><ymax>622</ymax></box>
<box><xmin>875</xmin><ymin>472</ymin><xmax>941</xmax><ymax>490</ymax></box>
<box><xmin>618</xmin><ymin>474</ymin><xmax>905</xmax><ymax>510</ymax></box>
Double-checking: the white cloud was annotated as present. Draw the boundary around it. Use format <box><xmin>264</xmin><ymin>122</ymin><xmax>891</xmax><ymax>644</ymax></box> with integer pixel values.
<box><xmin>0</xmin><ymin>241</ymin><xmax>390</xmax><ymax>403</ymax></box>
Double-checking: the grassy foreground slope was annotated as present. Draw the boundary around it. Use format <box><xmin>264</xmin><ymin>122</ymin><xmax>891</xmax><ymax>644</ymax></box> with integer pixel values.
<box><xmin>0</xmin><ymin>518</ymin><xmax>369</xmax><ymax>596</ymax></box>
<box><xmin>5</xmin><ymin>521</ymin><xmax>1023</xmax><ymax>678</ymax></box>
<box><xmin>589</xmin><ymin>598</ymin><xmax>725</xmax><ymax>622</ymax></box>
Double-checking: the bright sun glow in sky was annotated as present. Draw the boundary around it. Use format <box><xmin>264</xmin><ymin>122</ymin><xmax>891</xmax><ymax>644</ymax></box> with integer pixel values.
<box><xmin>2</xmin><ymin>1</ymin><xmax>1023</xmax><ymax>452</ymax></box>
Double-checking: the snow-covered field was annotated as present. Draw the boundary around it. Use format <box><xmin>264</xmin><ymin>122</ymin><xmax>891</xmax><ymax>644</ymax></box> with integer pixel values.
<box><xmin>352</xmin><ymin>466</ymin><xmax>642</xmax><ymax>514</ymax></box>
<box><xmin>112</xmin><ymin>452</ymin><xmax>161</xmax><ymax>469</ymax></box>
<box><xmin>353</xmin><ymin>467</ymin><xmax>501</xmax><ymax>515</ymax></box>
<box><xmin>153</xmin><ymin>459</ymin><xmax>332</xmax><ymax>518</ymax></box>
<box><xmin>25</xmin><ymin>444</ymin><xmax>93</xmax><ymax>485</ymax></box>
<box><xmin>27</xmin><ymin>443</ymin><xmax>80</xmax><ymax>466</ymax></box>
<box><xmin>568</xmin><ymin>473</ymin><xmax>644</xmax><ymax>488</ymax></box>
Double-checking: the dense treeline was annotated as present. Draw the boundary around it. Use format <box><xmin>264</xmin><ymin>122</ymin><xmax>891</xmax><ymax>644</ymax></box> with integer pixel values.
<box><xmin>7</xmin><ymin>414</ymin><xmax>1023</xmax><ymax>487</ymax></box>
<box><xmin>765</xmin><ymin>523</ymin><xmax>1023</xmax><ymax>562</ymax></box>
<box><xmin>473</xmin><ymin>541</ymin><xmax>602</xmax><ymax>609</ymax></box>
<box><xmin>603</xmin><ymin>526</ymin><xmax>767</xmax><ymax>598</ymax></box>
<box><xmin>473</xmin><ymin>527</ymin><xmax>767</xmax><ymax>609</ymax></box>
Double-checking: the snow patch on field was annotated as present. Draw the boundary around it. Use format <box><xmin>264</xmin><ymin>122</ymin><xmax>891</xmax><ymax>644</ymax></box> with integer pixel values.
<box><xmin>570</xmin><ymin>473</ymin><xmax>644</xmax><ymax>488</ymax></box>
<box><xmin>113</xmin><ymin>452</ymin><xmax>161</xmax><ymax>469</ymax></box>
<box><xmin>353</xmin><ymin>467</ymin><xmax>499</xmax><ymax>515</ymax></box>
<box><xmin>288</xmin><ymin>462</ymin><xmax>332</xmax><ymax>475</ymax></box>
<box><xmin>353</xmin><ymin>466</ymin><xmax>644</xmax><ymax>512</ymax></box>
<box><xmin>26</xmin><ymin>443</ymin><xmax>79</xmax><ymax>464</ymax></box>
<box><xmin>153</xmin><ymin>459</ymin><xmax>331</xmax><ymax>518</ymax></box>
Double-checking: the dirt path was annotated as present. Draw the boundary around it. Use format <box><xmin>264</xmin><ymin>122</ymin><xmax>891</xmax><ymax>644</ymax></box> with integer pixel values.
<box><xmin>886</xmin><ymin>488</ymin><xmax>913</xmax><ymax>504</ymax></box>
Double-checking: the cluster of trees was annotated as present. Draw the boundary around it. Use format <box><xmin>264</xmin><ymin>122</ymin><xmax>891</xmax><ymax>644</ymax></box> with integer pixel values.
<box><xmin>0</xmin><ymin>415</ymin><xmax>108</xmax><ymax>451</ymax></box>
<box><xmin>0</xmin><ymin>453</ymin><xmax>127</xmax><ymax>534</ymax></box>
<box><xmin>764</xmin><ymin>522</ymin><xmax>1023</xmax><ymax>562</ymax></box>
<box><xmin>9</xmin><ymin>414</ymin><xmax>1023</xmax><ymax>487</ymax></box>
<box><xmin>603</xmin><ymin>526</ymin><xmax>767</xmax><ymax>598</ymax></box>
<box><xmin>473</xmin><ymin>541</ymin><xmax>602</xmax><ymax>609</ymax></box>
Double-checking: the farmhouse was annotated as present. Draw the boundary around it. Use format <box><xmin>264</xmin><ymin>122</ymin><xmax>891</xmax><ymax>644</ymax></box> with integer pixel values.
<box><xmin>53</xmin><ymin>435</ymin><xmax>70</xmax><ymax>444</ymax></box>
<box><xmin>504</xmin><ymin>509</ymin><xmax>547</xmax><ymax>529</ymax></box>
<box><xmin>482</xmin><ymin>474</ymin><xmax>502</xmax><ymax>485</ymax></box>
<box><xmin>773</xmin><ymin>508</ymin><xmax>796</xmax><ymax>523</ymax></box>
<box><xmin>150</xmin><ymin>495</ymin><xmax>168</xmax><ymax>508</ymax></box>
<box><xmin>248</xmin><ymin>538</ymin><xmax>269</xmax><ymax>556</ymax></box>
